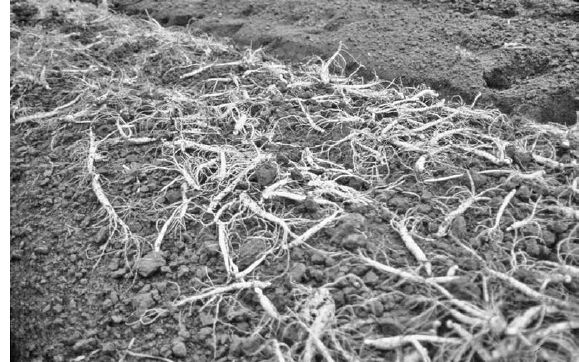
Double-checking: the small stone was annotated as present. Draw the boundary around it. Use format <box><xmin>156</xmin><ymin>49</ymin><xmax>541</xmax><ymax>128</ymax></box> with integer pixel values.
<box><xmin>310</xmin><ymin>269</ymin><xmax>324</xmax><ymax>282</ymax></box>
<box><xmin>310</xmin><ymin>253</ymin><xmax>325</xmax><ymax>265</ymax></box>
<box><xmin>72</xmin><ymin>338</ymin><xmax>96</xmax><ymax>353</ymax></box>
<box><xmin>172</xmin><ymin>340</ymin><xmax>187</xmax><ymax>358</ymax></box>
<box><xmin>132</xmin><ymin>292</ymin><xmax>155</xmax><ymax>311</ymax></box>
<box><xmin>363</xmin><ymin>271</ymin><xmax>379</xmax><ymax>285</ymax></box>
<box><xmin>182</xmin><ymin>233</ymin><xmax>193</xmax><ymax>244</ymax></box>
<box><xmin>341</xmin><ymin>233</ymin><xmax>367</xmax><ymax>250</ymax></box>
<box><xmin>177</xmin><ymin>265</ymin><xmax>190</xmax><ymax>279</ymax></box>
<box><xmin>108</xmin><ymin>258</ymin><xmax>120</xmax><ymax>271</ymax></box>
<box><xmin>450</xmin><ymin>216</ymin><xmax>468</xmax><ymax>239</ymax></box>
<box><xmin>137</xmin><ymin>252</ymin><xmax>166</xmax><ymax>278</ymax></box>
<box><xmin>388</xmin><ymin>197</ymin><xmax>410</xmax><ymax>210</ymax></box>
<box><xmin>154</xmin><ymin>281</ymin><xmax>167</xmax><ymax>292</ymax></box>
<box><xmin>102</xmin><ymin>342</ymin><xmax>116</xmax><ymax>353</ymax></box>
<box><xmin>254</xmin><ymin>163</ymin><xmax>277</xmax><ymax>186</ymax></box>
<box><xmin>369</xmin><ymin>299</ymin><xmax>384</xmax><ymax>316</ymax></box>
<box><xmin>53</xmin><ymin>304</ymin><xmax>63</xmax><ymax>313</ymax></box>
<box><xmin>111</xmin><ymin>315</ymin><xmax>124</xmax><ymax>323</ymax></box>
<box><xmin>96</xmin><ymin>227</ymin><xmax>109</xmax><ymax>244</ymax></box>
<box><xmin>324</xmin><ymin>257</ymin><xmax>337</xmax><ymax>266</ymax></box>
<box><xmin>549</xmin><ymin>221</ymin><xmax>569</xmax><ymax>234</ymax></box>
<box><xmin>10</xmin><ymin>250</ymin><xmax>23</xmax><ymax>261</ymax></box>
<box><xmin>542</xmin><ymin>230</ymin><xmax>556</xmax><ymax>247</ymax></box>
<box><xmin>34</xmin><ymin>245</ymin><xmax>50</xmax><ymax>255</ymax></box>
<box><xmin>198</xmin><ymin>327</ymin><xmax>213</xmax><ymax>339</ymax></box>
<box><xmin>178</xmin><ymin>328</ymin><xmax>191</xmax><ymax>339</ymax></box>
<box><xmin>109</xmin><ymin>291</ymin><xmax>119</xmax><ymax>303</ymax></box>
<box><xmin>289</xmin><ymin>263</ymin><xmax>307</xmax><ymax>283</ymax></box>
<box><xmin>516</xmin><ymin>185</ymin><xmax>532</xmax><ymax>201</ymax></box>
<box><xmin>165</xmin><ymin>190</ymin><xmax>182</xmax><ymax>204</ymax></box>
<box><xmin>110</xmin><ymin>268</ymin><xmax>126</xmax><ymax>279</ymax></box>
<box><xmin>103</xmin><ymin>299</ymin><xmax>113</xmax><ymax>309</ymax></box>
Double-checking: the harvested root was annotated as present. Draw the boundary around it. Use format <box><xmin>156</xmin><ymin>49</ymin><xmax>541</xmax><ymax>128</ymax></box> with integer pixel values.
<box><xmin>173</xmin><ymin>280</ymin><xmax>271</xmax><ymax>307</ymax></box>
<box><xmin>364</xmin><ymin>335</ymin><xmax>462</xmax><ymax>350</ymax></box>
<box><xmin>14</xmin><ymin>94</ymin><xmax>82</xmax><ymax>124</ymax></box>
<box><xmin>486</xmin><ymin>269</ymin><xmax>575</xmax><ymax>310</ymax></box>
<box><xmin>87</xmin><ymin>130</ymin><xmax>136</xmax><ymax>266</ymax></box>
<box><xmin>392</xmin><ymin>217</ymin><xmax>432</xmax><ymax>275</ymax></box>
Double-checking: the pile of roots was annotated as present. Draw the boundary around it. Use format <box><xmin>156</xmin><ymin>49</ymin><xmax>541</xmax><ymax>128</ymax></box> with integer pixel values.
<box><xmin>11</xmin><ymin>0</ymin><xmax>579</xmax><ymax>361</ymax></box>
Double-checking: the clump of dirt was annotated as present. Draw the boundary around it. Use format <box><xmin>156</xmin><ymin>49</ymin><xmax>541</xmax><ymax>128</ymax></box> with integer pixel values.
<box><xmin>112</xmin><ymin>0</ymin><xmax>579</xmax><ymax>125</ymax></box>
<box><xmin>10</xmin><ymin>0</ymin><xmax>38</xmax><ymax>25</ymax></box>
<box><xmin>10</xmin><ymin>1</ymin><xmax>579</xmax><ymax>362</ymax></box>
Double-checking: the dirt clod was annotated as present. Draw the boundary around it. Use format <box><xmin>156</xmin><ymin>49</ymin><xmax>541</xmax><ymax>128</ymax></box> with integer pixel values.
<box><xmin>137</xmin><ymin>252</ymin><xmax>166</xmax><ymax>278</ymax></box>
<box><xmin>171</xmin><ymin>339</ymin><xmax>187</xmax><ymax>358</ymax></box>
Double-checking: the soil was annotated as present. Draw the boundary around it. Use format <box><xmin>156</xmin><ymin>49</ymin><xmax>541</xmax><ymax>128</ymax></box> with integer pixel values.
<box><xmin>111</xmin><ymin>0</ymin><xmax>579</xmax><ymax>126</ymax></box>
<box><xmin>10</xmin><ymin>1</ymin><xmax>579</xmax><ymax>362</ymax></box>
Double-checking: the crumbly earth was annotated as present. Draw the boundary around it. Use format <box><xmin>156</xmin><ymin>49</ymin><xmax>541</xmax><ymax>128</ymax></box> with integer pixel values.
<box><xmin>10</xmin><ymin>1</ymin><xmax>579</xmax><ymax>362</ymax></box>
<box><xmin>111</xmin><ymin>0</ymin><xmax>579</xmax><ymax>125</ymax></box>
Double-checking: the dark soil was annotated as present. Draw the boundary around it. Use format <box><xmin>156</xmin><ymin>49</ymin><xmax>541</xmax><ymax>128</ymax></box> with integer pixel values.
<box><xmin>10</xmin><ymin>1</ymin><xmax>579</xmax><ymax>362</ymax></box>
<box><xmin>112</xmin><ymin>0</ymin><xmax>579</xmax><ymax>125</ymax></box>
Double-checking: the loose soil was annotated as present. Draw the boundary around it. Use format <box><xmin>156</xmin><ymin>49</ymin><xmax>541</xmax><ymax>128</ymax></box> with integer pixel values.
<box><xmin>111</xmin><ymin>0</ymin><xmax>579</xmax><ymax>126</ymax></box>
<box><xmin>10</xmin><ymin>1</ymin><xmax>579</xmax><ymax>362</ymax></box>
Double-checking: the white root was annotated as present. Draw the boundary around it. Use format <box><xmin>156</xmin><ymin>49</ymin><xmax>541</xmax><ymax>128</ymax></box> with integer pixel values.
<box><xmin>303</xmin><ymin>299</ymin><xmax>336</xmax><ymax>362</ymax></box>
<box><xmin>298</xmin><ymin>99</ymin><xmax>325</xmax><ymax>133</ymax></box>
<box><xmin>87</xmin><ymin>131</ymin><xmax>134</xmax><ymax>265</ymax></box>
<box><xmin>428</xmin><ymin>128</ymin><xmax>471</xmax><ymax>146</ymax></box>
<box><xmin>494</xmin><ymin>189</ymin><xmax>517</xmax><ymax>229</ymax></box>
<box><xmin>262</xmin><ymin>178</ymin><xmax>290</xmax><ymax>199</ymax></box>
<box><xmin>167</xmin><ymin>139</ymin><xmax>236</xmax><ymax>155</ymax></box>
<box><xmin>235</xmin><ymin>250</ymin><xmax>273</xmax><ymax>280</ymax></box>
<box><xmin>392</xmin><ymin>218</ymin><xmax>432</xmax><ymax>275</ymax></box>
<box><xmin>446</xmin><ymin>321</ymin><xmax>491</xmax><ymax>362</ymax></box>
<box><xmin>436</xmin><ymin>195</ymin><xmax>482</xmax><ymax>238</ymax></box>
<box><xmin>364</xmin><ymin>335</ymin><xmax>461</xmax><ymax>350</ymax></box>
<box><xmin>287</xmin><ymin>210</ymin><xmax>342</xmax><ymax>249</ymax></box>
<box><xmin>173</xmin><ymin>280</ymin><xmax>271</xmax><ymax>307</ymax></box>
<box><xmin>532</xmin><ymin>154</ymin><xmax>578</xmax><ymax>169</ymax></box>
<box><xmin>505</xmin><ymin>305</ymin><xmax>559</xmax><ymax>336</ymax></box>
<box><xmin>153</xmin><ymin>184</ymin><xmax>191</xmax><ymax>252</ymax></box>
<box><xmin>424</xmin><ymin>174</ymin><xmax>465</xmax><ymax>183</ymax></box>
<box><xmin>486</xmin><ymin>269</ymin><xmax>573</xmax><ymax>309</ymax></box>
<box><xmin>217</xmin><ymin>222</ymin><xmax>238</xmax><ymax>276</ymax></box>
<box><xmin>254</xmin><ymin>287</ymin><xmax>281</xmax><ymax>320</ymax></box>
<box><xmin>410</xmin><ymin>340</ymin><xmax>431</xmax><ymax>362</ymax></box>
<box><xmin>125</xmin><ymin>350</ymin><xmax>175</xmax><ymax>362</ymax></box>
<box><xmin>239</xmin><ymin>192</ymin><xmax>296</xmax><ymax>240</ymax></box>
<box><xmin>14</xmin><ymin>94</ymin><xmax>82</xmax><ymax>124</ymax></box>
<box><xmin>319</xmin><ymin>43</ymin><xmax>342</xmax><ymax>84</ymax></box>
<box><xmin>359</xmin><ymin>254</ymin><xmax>425</xmax><ymax>284</ymax></box>
<box><xmin>507</xmin><ymin>196</ymin><xmax>541</xmax><ymax>231</ymax></box>
<box><xmin>392</xmin><ymin>89</ymin><xmax>438</xmax><ymax>105</ymax></box>
<box><xmin>233</xmin><ymin>110</ymin><xmax>249</xmax><ymax>135</ymax></box>
<box><xmin>270</xmin><ymin>339</ymin><xmax>287</xmax><ymax>362</ymax></box>
<box><xmin>456</xmin><ymin>145</ymin><xmax>511</xmax><ymax>165</ymax></box>
<box><xmin>208</xmin><ymin>154</ymin><xmax>269</xmax><ymax>212</ymax></box>
<box><xmin>447</xmin><ymin>308</ymin><xmax>485</xmax><ymax>327</ymax></box>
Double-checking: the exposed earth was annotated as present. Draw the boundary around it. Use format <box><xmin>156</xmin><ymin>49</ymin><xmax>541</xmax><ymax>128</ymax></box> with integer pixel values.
<box><xmin>10</xmin><ymin>1</ymin><xmax>579</xmax><ymax>362</ymax></box>
<box><xmin>112</xmin><ymin>0</ymin><xmax>579</xmax><ymax>126</ymax></box>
